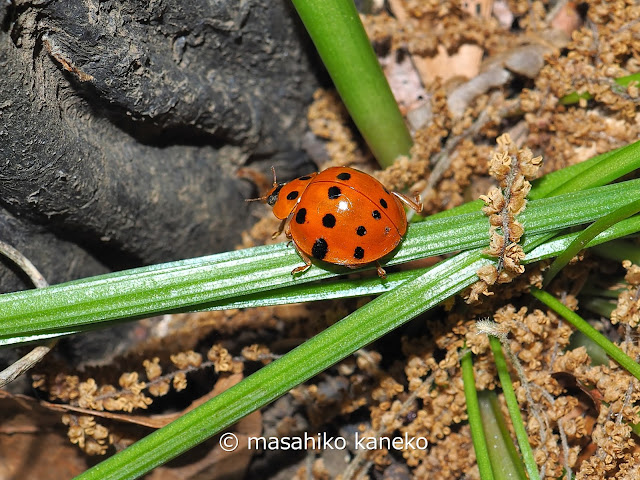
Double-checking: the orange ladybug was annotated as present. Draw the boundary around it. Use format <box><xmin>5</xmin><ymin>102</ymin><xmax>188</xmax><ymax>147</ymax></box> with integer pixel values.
<box><xmin>249</xmin><ymin>166</ymin><xmax>422</xmax><ymax>278</ymax></box>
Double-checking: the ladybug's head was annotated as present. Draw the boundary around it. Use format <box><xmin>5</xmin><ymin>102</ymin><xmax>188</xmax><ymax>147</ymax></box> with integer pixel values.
<box><xmin>246</xmin><ymin>167</ymin><xmax>316</xmax><ymax>220</ymax></box>
<box><xmin>265</xmin><ymin>183</ymin><xmax>285</xmax><ymax>207</ymax></box>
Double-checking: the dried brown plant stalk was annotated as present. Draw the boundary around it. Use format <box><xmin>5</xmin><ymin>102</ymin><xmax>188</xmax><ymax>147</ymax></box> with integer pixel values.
<box><xmin>33</xmin><ymin>343</ymin><xmax>276</xmax><ymax>455</ymax></box>
<box><xmin>0</xmin><ymin>240</ymin><xmax>53</xmax><ymax>388</ymax></box>
<box><xmin>467</xmin><ymin>133</ymin><xmax>542</xmax><ymax>303</ymax></box>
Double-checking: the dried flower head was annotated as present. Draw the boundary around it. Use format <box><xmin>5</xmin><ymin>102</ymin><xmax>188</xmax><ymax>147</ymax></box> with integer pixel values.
<box><xmin>62</xmin><ymin>414</ymin><xmax>111</xmax><ymax>456</ymax></box>
<box><xmin>170</xmin><ymin>350</ymin><xmax>203</xmax><ymax>369</ymax></box>
<box><xmin>470</xmin><ymin>133</ymin><xmax>542</xmax><ymax>302</ymax></box>
<box><xmin>611</xmin><ymin>261</ymin><xmax>640</xmax><ymax>327</ymax></box>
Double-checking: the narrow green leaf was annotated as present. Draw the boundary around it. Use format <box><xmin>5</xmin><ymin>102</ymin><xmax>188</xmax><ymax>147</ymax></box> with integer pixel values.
<box><xmin>2</xmin><ymin>179</ymin><xmax>638</xmax><ymax>344</ymax></box>
<box><xmin>530</xmin><ymin>288</ymin><xmax>640</xmax><ymax>382</ymax></box>
<box><xmin>74</xmin><ymin>213</ymin><xmax>640</xmax><ymax>479</ymax></box>
<box><xmin>523</xmin><ymin>215</ymin><xmax>640</xmax><ymax>264</ymax></box>
<box><xmin>4</xmin><ymin>213</ymin><xmax>640</xmax><ymax>347</ymax></box>
<box><xmin>545</xmin><ymin>140</ymin><xmax>640</xmax><ymax>197</ymax></box>
<box><xmin>591</xmin><ymin>240</ymin><xmax>640</xmax><ymax>264</ymax></box>
<box><xmin>74</xmin><ymin>250</ymin><xmax>490</xmax><ymax>480</ymax></box>
<box><xmin>489</xmin><ymin>337</ymin><xmax>540</xmax><ymax>480</ymax></box>
<box><xmin>544</xmin><ymin>199</ymin><xmax>640</xmax><ymax>286</ymax></box>
<box><xmin>559</xmin><ymin>72</ymin><xmax>640</xmax><ymax>105</ymax></box>
<box><xmin>527</xmin><ymin>144</ymin><xmax>629</xmax><ymax>200</ymax></box>
<box><xmin>289</xmin><ymin>0</ymin><xmax>412</xmax><ymax>166</ymax></box>
<box><xmin>461</xmin><ymin>349</ymin><xmax>495</xmax><ymax>480</ymax></box>
<box><xmin>477</xmin><ymin>390</ymin><xmax>528</xmax><ymax>479</ymax></box>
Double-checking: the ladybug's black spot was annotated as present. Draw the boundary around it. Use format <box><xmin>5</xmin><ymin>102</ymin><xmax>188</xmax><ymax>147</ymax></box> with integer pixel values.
<box><xmin>299</xmin><ymin>175</ymin><xmax>312</xmax><ymax>180</ymax></box>
<box><xmin>322</xmin><ymin>213</ymin><xmax>336</xmax><ymax>228</ymax></box>
<box><xmin>384</xmin><ymin>226</ymin><xmax>391</xmax><ymax>235</ymax></box>
<box><xmin>354</xmin><ymin>246</ymin><xmax>365</xmax><ymax>259</ymax></box>
<box><xmin>356</xmin><ymin>225</ymin><xmax>367</xmax><ymax>236</ymax></box>
<box><xmin>372</xmin><ymin>210</ymin><xmax>381</xmax><ymax>220</ymax></box>
<box><xmin>337</xmin><ymin>172</ymin><xmax>351</xmax><ymax>181</ymax></box>
<box><xmin>295</xmin><ymin>208</ymin><xmax>307</xmax><ymax>224</ymax></box>
<box><xmin>287</xmin><ymin>191</ymin><xmax>299</xmax><ymax>201</ymax></box>
<box><xmin>328</xmin><ymin>186</ymin><xmax>341</xmax><ymax>199</ymax></box>
<box><xmin>380</xmin><ymin>198</ymin><xmax>388</xmax><ymax>209</ymax></box>
<box><xmin>312</xmin><ymin>238</ymin><xmax>328</xmax><ymax>260</ymax></box>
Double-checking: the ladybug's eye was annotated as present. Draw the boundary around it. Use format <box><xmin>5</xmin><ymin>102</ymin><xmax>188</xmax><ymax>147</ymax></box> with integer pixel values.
<box><xmin>267</xmin><ymin>184</ymin><xmax>284</xmax><ymax>206</ymax></box>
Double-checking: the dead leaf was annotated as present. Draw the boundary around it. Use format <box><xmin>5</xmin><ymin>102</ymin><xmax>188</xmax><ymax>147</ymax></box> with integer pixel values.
<box><xmin>0</xmin><ymin>392</ymin><xmax>88</xmax><ymax>479</ymax></box>
<box><xmin>15</xmin><ymin>373</ymin><xmax>246</xmax><ymax>429</ymax></box>
<box><xmin>1</xmin><ymin>372</ymin><xmax>260</xmax><ymax>479</ymax></box>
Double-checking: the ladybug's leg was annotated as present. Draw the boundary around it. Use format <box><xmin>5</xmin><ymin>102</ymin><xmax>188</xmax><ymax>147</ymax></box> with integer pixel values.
<box><xmin>392</xmin><ymin>192</ymin><xmax>423</xmax><ymax>213</ymax></box>
<box><xmin>375</xmin><ymin>261</ymin><xmax>387</xmax><ymax>279</ymax></box>
<box><xmin>291</xmin><ymin>243</ymin><xmax>312</xmax><ymax>275</ymax></box>
<box><xmin>273</xmin><ymin>210</ymin><xmax>296</xmax><ymax>240</ymax></box>
<box><xmin>271</xmin><ymin>218</ymin><xmax>288</xmax><ymax>239</ymax></box>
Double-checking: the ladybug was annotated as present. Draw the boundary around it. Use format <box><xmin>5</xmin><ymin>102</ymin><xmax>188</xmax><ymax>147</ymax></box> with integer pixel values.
<box><xmin>249</xmin><ymin>166</ymin><xmax>422</xmax><ymax>278</ymax></box>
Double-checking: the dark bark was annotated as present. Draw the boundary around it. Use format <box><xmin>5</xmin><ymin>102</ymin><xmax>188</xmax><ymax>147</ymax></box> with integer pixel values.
<box><xmin>0</xmin><ymin>0</ymin><xmax>319</xmax><ymax>291</ymax></box>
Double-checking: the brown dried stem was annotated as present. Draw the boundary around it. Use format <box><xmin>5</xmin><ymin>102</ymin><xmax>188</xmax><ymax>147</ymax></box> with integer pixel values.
<box><xmin>0</xmin><ymin>240</ymin><xmax>54</xmax><ymax>388</ymax></box>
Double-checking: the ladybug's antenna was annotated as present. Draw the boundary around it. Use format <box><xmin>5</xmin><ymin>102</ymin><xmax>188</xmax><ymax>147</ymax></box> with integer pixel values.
<box><xmin>245</xmin><ymin>196</ymin><xmax>267</xmax><ymax>203</ymax></box>
<box><xmin>245</xmin><ymin>166</ymin><xmax>278</xmax><ymax>203</ymax></box>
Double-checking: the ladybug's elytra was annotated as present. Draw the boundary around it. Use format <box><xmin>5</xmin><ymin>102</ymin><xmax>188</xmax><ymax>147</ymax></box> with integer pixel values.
<box><xmin>249</xmin><ymin>166</ymin><xmax>422</xmax><ymax>278</ymax></box>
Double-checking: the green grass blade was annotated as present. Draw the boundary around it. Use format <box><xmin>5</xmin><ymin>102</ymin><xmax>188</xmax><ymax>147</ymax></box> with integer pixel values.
<box><xmin>74</xmin><ymin>213</ymin><xmax>640</xmax><ymax>479</ymax></box>
<box><xmin>524</xmin><ymin>215</ymin><xmax>640</xmax><ymax>263</ymax></box>
<box><xmin>477</xmin><ymin>390</ymin><xmax>528</xmax><ymax>479</ymax></box>
<box><xmin>289</xmin><ymin>0</ymin><xmax>412</xmax><ymax>166</ymax></box>
<box><xmin>591</xmin><ymin>240</ymin><xmax>640</xmax><ymax>264</ymax></box>
<box><xmin>559</xmin><ymin>72</ymin><xmax>640</xmax><ymax>105</ymax></box>
<box><xmin>0</xmin><ymin>268</ymin><xmax>425</xmax><ymax>346</ymax></box>
<box><xmin>461</xmin><ymin>349</ymin><xmax>495</xmax><ymax>480</ymax></box>
<box><xmin>543</xmin><ymin>198</ymin><xmax>640</xmax><ymax>286</ymax></box>
<box><xmin>3</xmin><ymin>211</ymin><xmax>639</xmax><ymax>347</ymax></box>
<box><xmin>530</xmin><ymin>288</ymin><xmax>640</xmax><ymax>382</ymax></box>
<box><xmin>418</xmin><ymin>139</ymin><xmax>640</xmax><ymax>220</ymax></box>
<box><xmin>489</xmin><ymin>337</ymin><xmax>540</xmax><ymax>480</ymax></box>
<box><xmin>545</xmin><ymin>140</ymin><xmax>640</xmax><ymax>197</ymax></box>
<box><xmin>74</xmin><ymin>250</ymin><xmax>490</xmax><ymax>480</ymax></box>
<box><xmin>1</xmin><ymin>179</ymin><xmax>639</xmax><ymax>345</ymax></box>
